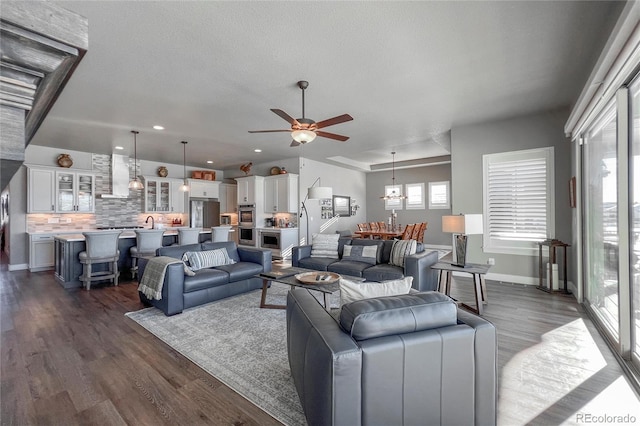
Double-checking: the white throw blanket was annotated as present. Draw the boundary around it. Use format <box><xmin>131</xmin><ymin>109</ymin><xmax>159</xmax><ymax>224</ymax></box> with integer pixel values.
<box><xmin>138</xmin><ymin>256</ymin><xmax>183</xmax><ymax>301</ymax></box>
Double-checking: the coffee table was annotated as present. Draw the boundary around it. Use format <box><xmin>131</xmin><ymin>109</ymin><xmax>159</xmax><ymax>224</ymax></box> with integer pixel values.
<box><xmin>257</xmin><ymin>267</ymin><xmax>363</xmax><ymax>310</ymax></box>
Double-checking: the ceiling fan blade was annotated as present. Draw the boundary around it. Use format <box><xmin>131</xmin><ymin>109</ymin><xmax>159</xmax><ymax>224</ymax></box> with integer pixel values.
<box><xmin>316</xmin><ymin>130</ymin><xmax>349</xmax><ymax>142</ymax></box>
<box><xmin>315</xmin><ymin>114</ymin><xmax>353</xmax><ymax>129</ymax></box>
<box><xmin>248</xmin><ymin>129</ymin><xmax>292</xmax><ymax>133</ymax></box>
<box><xmin>290</xmin><ymin>140</ymin><xmax>301</xmax><ymax>147</ymax></box>
<box><xmin>271</xmin><ymin>109</ymin><xmax>299</xmax><ymax>125</ymax></box>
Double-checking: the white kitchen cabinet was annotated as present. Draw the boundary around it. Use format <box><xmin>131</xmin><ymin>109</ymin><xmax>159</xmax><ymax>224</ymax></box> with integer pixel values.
<box><xmin>170</xmin><ymin>180</ymin><xmax>187</xmax><ymax>213</ymax></box>
<box><xmin>264</xmin><ymin>174</ymin><xmax>298</xmax><ymax>213</ymax></box>
<box><xmin>235</xmin><ymin>176</ymin><xmax>264</xmax><ymax>206</ymax></box>
<box><xmin>219</xmin><ymin>183</ymin><xmax>237</xmax><ymax>213</ymax></box>
<box><xmin>143</xmin><ymin>177</ymin><xmax>171</xmax><ymax>212</ymax></box>
<box><xmin>144</xmin><ymin>177</ymin><xmax>189</xmax><ymax>213</ymax></box>
<box><xmin>55</xmin><ymin>170</ymin><xmax>95</xmax><ymax>213</ymax></box>
<box><xmin>29</xmin><ymin>234</ymin><xmax>55</xmax><ymax>271</ymax></box>
<box><xmin>28</xmin><ymin>167</ymin><xmax>55</xmax><ymax>213</ymax></box>
<box><xmin>188</xmin><ymin>179</ymin><xmax>219</xmax><ymax>199</ymax></box>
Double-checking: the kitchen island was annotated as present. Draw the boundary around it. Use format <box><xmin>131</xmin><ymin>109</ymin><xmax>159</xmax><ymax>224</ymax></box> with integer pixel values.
<box><xmin>53</xmin><ymin>228</ymin><xmax>211</xmax><ymax>289</ymax></box>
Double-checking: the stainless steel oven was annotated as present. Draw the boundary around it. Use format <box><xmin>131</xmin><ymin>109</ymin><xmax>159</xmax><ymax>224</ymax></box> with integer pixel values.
<box><xmin>238</xmin><ymin>204</ymin><xmax>256</xmax><ymax>227</ymax></box>
<box><xmin>260</xmin><ymin>231</ymin><xmax>280</xmax><ymax>249</ymax></box>
<box><xmin>238</xmin><ymin>227</ymin><xmax>255</xmax><ymax>246</ymax></box>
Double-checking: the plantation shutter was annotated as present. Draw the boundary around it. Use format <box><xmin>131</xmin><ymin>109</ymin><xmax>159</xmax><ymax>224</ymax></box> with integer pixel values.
<box><xmin>483</xmin><ymin>147</ymin><xmax>554</xmax><ymax>253</ymax></box>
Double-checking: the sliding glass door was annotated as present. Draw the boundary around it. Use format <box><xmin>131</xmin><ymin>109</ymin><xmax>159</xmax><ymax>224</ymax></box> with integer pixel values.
<box><xmin>630</xmin><ymin>77</ymin><xmax>640</xmax><ymax>366</ymax></box>
<box><xmin>583</xmin><ymin>102</ymin><xmax>619</xmax><ymax>341</ymax></box>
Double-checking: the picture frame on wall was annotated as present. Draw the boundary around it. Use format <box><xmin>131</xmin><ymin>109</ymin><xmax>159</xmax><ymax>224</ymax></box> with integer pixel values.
<box><xmin>333</xmin><ymin>195</ymin><xmax>351</xmax><ymax>217</ymax></box>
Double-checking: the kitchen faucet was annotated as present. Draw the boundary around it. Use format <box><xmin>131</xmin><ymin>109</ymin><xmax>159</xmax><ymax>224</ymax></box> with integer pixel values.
<box><xmin>145</xmin><ymin>215</ymin><xmax>155</xmax><ymax>229</ymax></box>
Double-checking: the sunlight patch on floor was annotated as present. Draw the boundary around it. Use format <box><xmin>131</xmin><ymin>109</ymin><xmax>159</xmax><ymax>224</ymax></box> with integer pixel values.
<box><xmin>499</xmin><ymin>318</ymin><xmax>610</xmax><ymax>425</ymax></box>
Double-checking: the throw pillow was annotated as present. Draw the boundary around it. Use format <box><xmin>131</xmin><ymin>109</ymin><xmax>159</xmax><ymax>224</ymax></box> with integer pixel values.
<box><xmin>340</xmin><ymin>276</ymin><xmax>413</xmax><ymax>306</ymax></box>
<box><xmin>389</xmin><ymin>239</ymin><xmax>418</xmax><ymax>267</ymax></box>
<box><xmin>342</xmin><ymin>244</ymin><xmax>378</xmax><ymax>265</ymax></box>
<box><xmin>310</xmin><ymin>233</ymin><xmax>340</xmax><ymax>259</ymax></box>
<box><xmin>182</xmin><ymin>248</ymin><xmax>235</xmax><ymax>272</ymax></box>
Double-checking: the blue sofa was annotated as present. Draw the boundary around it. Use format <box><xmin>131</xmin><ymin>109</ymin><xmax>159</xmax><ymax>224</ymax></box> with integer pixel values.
<box><xmin>138</xmin><ymin>241</ymin><xmax>272</xmax><ymax>316</ymax></box>
<box><xmin>292</xmin><ymin>237</ymin><xmax>439</xmax><ymax>291</ymax></box>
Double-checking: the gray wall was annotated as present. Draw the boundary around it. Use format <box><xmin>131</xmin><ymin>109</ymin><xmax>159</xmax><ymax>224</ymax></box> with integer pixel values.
<box><xmin>366</xmin><ymin>163</ymin><xmax>452</xmax><ymax>246</ymax></box>
<box><xmin>451</xmin><ymin>108</ymin><xmax>572</xmax><ymax>284</ymax></box>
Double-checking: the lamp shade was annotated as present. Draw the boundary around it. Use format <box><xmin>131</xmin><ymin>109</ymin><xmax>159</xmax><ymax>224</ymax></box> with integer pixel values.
<box><xmin>463</xmin><ymin>214</ymin><xmax>483</xmax><ymax>235</ymax></box>
<box><xmin>292</xmin><ymin>129</ymin><xmax>316</xmax><ymax>144</ymax></box>
<box><xmin>442</xmin><ymin>214</ymin><xmax>483</xmax><ymax>235</ymax></box>
<box><xmin>308</xmin><ymin>186</ymin><xmax>332</xmax><ymax>200</ymax></box>
<box><xmin>442</xmin><ymin>215</ymin><xmax>465</xmax><ymax>234</ymax></box>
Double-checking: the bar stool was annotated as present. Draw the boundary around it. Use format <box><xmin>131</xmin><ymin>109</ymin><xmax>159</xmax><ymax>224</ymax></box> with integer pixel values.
<box><xmin>177</xmin><ymin>227</ymin><xmax>201</xmax><ymax>245</ymax></box>
<box><xmin>130</xmin><ymin>229</ymin><xmax>165</xmax><ymax>279</ymax></box>
<box><xmin>211</xmin><ymin>226</ymin><xmax>232</xmax><ymax>242</ymax></box>
<box><xmin>79</xmin><ymin>230</ymin><xmax>122</xmax><ymax>290</ymax></box>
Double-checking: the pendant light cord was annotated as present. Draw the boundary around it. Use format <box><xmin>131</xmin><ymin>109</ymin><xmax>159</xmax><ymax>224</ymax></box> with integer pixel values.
<box><xmin>132</xmin><ymin>130</ymin><xmax>139</xmax><ymax>179</ymax></box>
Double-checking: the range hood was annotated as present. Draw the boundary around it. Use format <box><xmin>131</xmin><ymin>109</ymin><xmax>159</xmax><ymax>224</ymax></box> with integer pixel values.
<box><xmin>100</xmin><ymin>154</ymin><xmax>131</xmax><ymax>198</ymax></box>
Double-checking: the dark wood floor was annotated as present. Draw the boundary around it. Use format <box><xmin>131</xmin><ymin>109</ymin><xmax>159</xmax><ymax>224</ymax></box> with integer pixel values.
<box><xmin>2</xmin><ymin>255</ymin><xmax>639</xmax><ymax>425</ymax></box>
<box><xmin>0</xmin><ymin>255</ymin><xmax>280</xmax><ymax>426</ymax></box>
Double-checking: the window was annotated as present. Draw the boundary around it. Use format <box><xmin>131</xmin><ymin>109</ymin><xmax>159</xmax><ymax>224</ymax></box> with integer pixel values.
<box><xmin>384</xmin><ymin>185</ymin><xmax>403</xmax><ymax>210</ymax></box>
<box><xmin>483</xmin><ymin>147</ymin><xmax>554</xmax><ymax>254</ymax></box>
<box><xmin>428</xmin><ymin>181</ymin><xmax>450</xmax><ymax>209</ymax></box>
<box><xmin>405</xmin><ymin>183</ymin><xmax>425</xmax><ymax>209</ymax></box>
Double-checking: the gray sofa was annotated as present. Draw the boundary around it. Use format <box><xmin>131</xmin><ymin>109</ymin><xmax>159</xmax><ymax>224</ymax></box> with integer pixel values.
<box><xmin>292</xmin><ymin>237</ymin><xmax>439</xmax><ymax>291</ymax></box>
<box><xmin>287</xmin><ymin>288</ymin><xmax>497</xmax><ymax>426</ymax></box>
<box><xmin>138</xmin><ymin>241</ymin><xmax>272</xmax><ymax>316</ymax></box>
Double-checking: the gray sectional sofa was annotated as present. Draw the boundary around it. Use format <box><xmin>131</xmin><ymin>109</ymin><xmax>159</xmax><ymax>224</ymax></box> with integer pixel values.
<box><xmin>292</xmin><ymin>237</ymin><xmax>439</xmax><ymax>291</ymax></box>
<box><xmin>287</xmin><ymin>287</ymin><xmax>497</xmax><ymax>426</ymax></box>
<box><xmin>138</xmin><ymin>241</ymin><xmax>272</xmax><ymax>316</ymax></box>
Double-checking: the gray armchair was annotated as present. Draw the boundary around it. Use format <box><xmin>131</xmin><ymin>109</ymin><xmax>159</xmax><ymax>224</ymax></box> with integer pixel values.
<box><xmin>286</xmin><ymin>288</ymin><xmax>497</xmax><ymax>426</ymax></box>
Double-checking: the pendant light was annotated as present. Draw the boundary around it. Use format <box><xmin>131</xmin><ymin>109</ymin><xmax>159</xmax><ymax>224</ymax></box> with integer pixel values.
<box><xmin>128</xmin><ymin>130</ymin><xmax>144</xmax><ymax>190</ymax></box>
<box><xmin>179</xmin><ymin>141</ymin><xmax>189</xmax><ymax>192</ymax></box>
<box><xmin>380</xmin><ymin>151</ymin><xmax>406</xmax><ymax>200</ymax></box>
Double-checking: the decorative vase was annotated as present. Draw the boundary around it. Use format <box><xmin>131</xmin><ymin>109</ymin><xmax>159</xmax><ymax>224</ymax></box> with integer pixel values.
<box><xmin>157</xmin><ymin>166</ymin><xmax>168</xmax><ymax>177</ymax></box>
<box><xmin>57</xmin><ymin>154</ymin><xmax>73</xmax><ymax>168</ymax></box>
<box><xmin>280</xmin><ymin>167</ymin><xmax>287</xmax><ymax>174</ymax></box>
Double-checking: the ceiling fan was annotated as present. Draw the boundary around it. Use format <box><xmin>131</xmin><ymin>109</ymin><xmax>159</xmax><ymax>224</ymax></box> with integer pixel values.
<box><xmin>249</xmin><ymin>80</ymin><xmax>353</xmax><ymax>147</ymax></box>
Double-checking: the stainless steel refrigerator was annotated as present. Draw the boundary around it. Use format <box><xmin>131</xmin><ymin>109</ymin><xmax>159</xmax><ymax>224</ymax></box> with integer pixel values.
<box><xmin>190</xmin><ymin>198</ymin><xmax>220</xmax><ymax>228</ymax></box>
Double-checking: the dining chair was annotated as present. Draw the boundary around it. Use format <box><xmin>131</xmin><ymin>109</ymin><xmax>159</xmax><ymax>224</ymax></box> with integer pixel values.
<box><xmin>401</xmin><ymin>224</ymin><xmax>416</xmax><ymax>240</ymax></box>
<box><xmin>369</xmin><ymin>222</ymin><xmax>380</xmax><ymax>232</ymax></box>
<box><xmin>79</xmin><ymin>230</ymin><xmax>122</xmax><ymax>290</ymax></box>
<box><xmin>417</xmin><ymin>222</ymin><xmax>428</xmax><ymax>243</ymax></box>
<box><xmin>411</xmin><ymin>222</ymin><xmax>423</xmax><ymax>240</ymax></box>
<box><xmin>130</xmin><ymin>229</ymin><xmax>165</xmax><ymax>279</ymax></box>
<box><xmin>377</xmin><ymin>221</ymin><xmax>388</xmax><ymax>231</ymax></box>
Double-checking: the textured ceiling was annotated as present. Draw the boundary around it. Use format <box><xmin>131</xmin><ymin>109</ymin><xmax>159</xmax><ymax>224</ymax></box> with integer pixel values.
<box><xmin>27</xmin><ymin>1</ymin><xmax>622</xmax><ymax>171</ymax></box>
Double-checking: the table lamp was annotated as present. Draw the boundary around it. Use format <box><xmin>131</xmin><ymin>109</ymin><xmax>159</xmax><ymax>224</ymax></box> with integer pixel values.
<box><xmin>442</xmin><ymin>214</ymin><xmax>483</xmax><ymax>267</ymax></box>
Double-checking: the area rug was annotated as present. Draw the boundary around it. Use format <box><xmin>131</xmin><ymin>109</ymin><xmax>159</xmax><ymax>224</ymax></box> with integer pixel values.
<box><xmin>125</xmin><ymin>283</ymin><xmax>316</xmax><ymax>426</ymax></box>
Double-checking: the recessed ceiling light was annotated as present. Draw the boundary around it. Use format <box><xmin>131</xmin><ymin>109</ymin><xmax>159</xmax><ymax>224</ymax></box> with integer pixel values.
<box><xmin>254</xmin><ymin>149</ymin><xmax>262</xmax><ymax>153</ymax></box>
<box><xmin>153</xmin><ymin>125</ymin><xmax>164</xmax><ymax>130</ymax></box>
<box><xmin>206</xmin><ymin>160</ymin><xmax>213</xmax><ymax>164</ymax></box>
<box><xmin>114</xmin><ymin>146</ymin><xmax>124</xmax><ymax>150</ymax></box>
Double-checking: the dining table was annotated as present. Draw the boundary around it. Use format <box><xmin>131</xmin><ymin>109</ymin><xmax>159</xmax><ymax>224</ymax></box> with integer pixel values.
<box><xmin>353</xmin><ymin>230</ymin><xmax>403</xmax><ymax>240</ymax></box>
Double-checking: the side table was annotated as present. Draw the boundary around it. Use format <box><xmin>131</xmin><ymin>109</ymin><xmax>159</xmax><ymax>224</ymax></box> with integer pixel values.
<box><xmin>431</xmin><ymin>261</ymin><xmax>491</xmax><ymax>315</ymax></box>
<box><xmin>537</xmin><ymin>239</ymin><xmax>570</xmax><ymax>294</ymax></box>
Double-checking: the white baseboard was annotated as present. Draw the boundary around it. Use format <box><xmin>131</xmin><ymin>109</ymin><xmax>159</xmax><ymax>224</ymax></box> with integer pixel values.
<box><xmin>424</xmin><ymin>244</ymin><xmax>452</xmax><ymax>250</ymax></box>
<box><xmin>452</xmin><ymin>270</ymin><xmax>576</xmax><ymax>293</ymax></box>
<box><xmin>8</xmin><ymin>263</ymin><xmax>28</xmax><ymax>271</ymax></box>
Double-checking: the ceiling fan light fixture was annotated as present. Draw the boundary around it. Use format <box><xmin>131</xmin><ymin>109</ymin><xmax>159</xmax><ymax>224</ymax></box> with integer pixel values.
<box><xmin>292</xmin><ymin>129</ymin><xmax>316</xmax><ymax>144</ymax></box>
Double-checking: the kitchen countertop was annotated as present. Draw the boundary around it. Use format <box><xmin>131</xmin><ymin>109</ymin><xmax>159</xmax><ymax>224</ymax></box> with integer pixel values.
<box><xmin>52</xmin><ymin>228</ymin><xmax>212</xmax><ymax>242</ymax></box>
<box><xmin>255</xmin><ymin>227</ymin><xmax>298</xmax><ymax>231</ymax></box>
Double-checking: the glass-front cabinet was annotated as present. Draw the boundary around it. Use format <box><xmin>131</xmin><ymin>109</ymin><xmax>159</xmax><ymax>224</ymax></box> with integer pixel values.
<box><xmin>55</xmin><ymin>171</ymin><xmax>95</xmax><ymax>213</ymax></box>
<box><xmin>143</xmin><ymin>177</ymin><xmax>186</xmax><ymax>213</ymax></box>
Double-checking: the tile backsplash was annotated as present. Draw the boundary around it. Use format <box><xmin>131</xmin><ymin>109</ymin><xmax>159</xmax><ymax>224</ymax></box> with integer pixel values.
<box><xmin>27</xmin><ymin>154</ymin><xmax>187</xmax><ymax>233</ymax></box>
